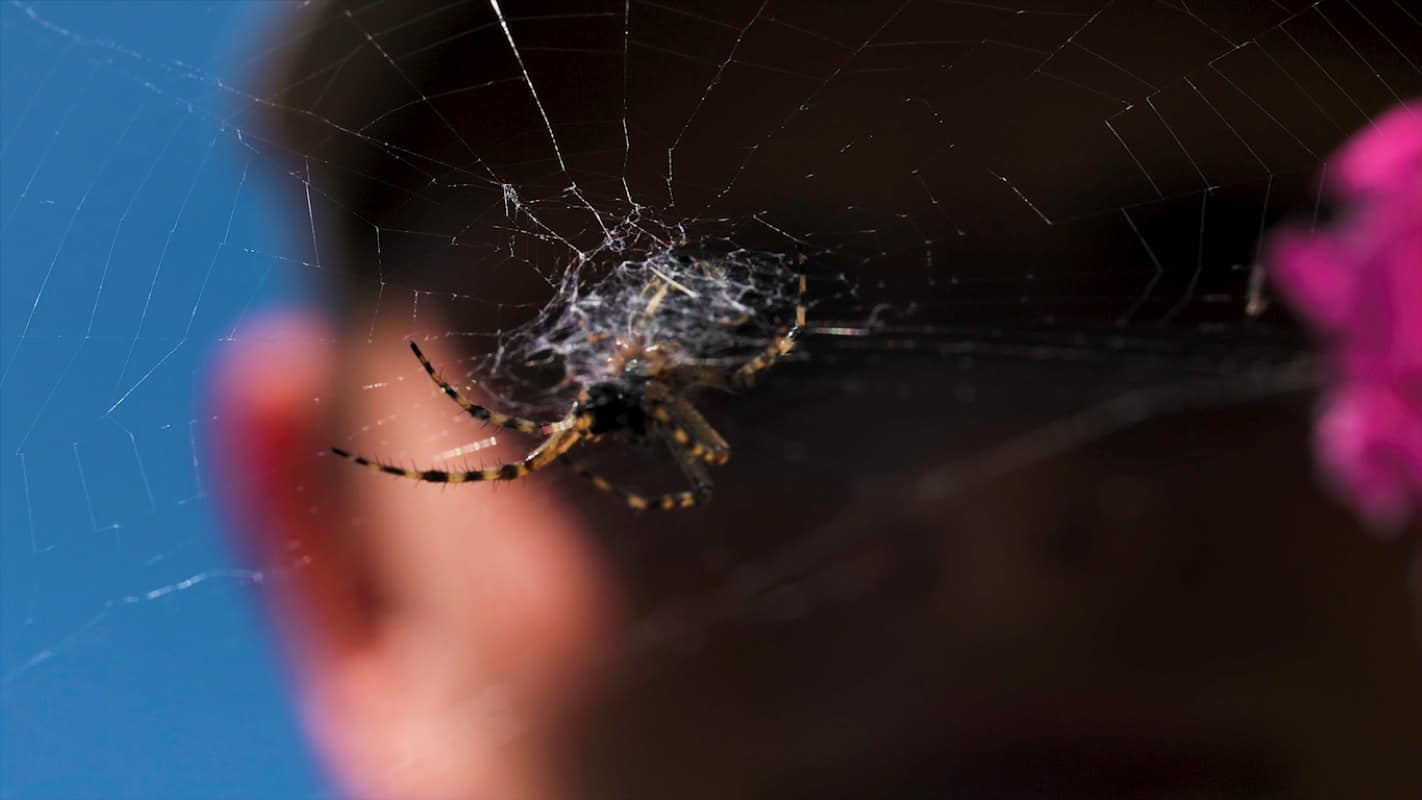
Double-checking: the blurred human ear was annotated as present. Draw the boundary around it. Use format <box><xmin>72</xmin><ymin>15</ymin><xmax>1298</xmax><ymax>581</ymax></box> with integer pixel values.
<box><xmin>209</xmin><ymin>310</ymin><xmax>394</xmax><ymax>793</ymax></box>
<box><xmin>209</xmin><ymin>310</ymin><xmax>371</xmax><ymax>666</ymax></box>
<box><xmin>211</xmin><ymin>310</ymin><xmax>619</xmax><ymax>800</ymax></box>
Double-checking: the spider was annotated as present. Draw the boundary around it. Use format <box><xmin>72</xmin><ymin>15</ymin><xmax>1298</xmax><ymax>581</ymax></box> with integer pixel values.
<box><xmin>331</xmin><ymin>258</ymin><xmax>806</xmax><ymax>510</ymax></box>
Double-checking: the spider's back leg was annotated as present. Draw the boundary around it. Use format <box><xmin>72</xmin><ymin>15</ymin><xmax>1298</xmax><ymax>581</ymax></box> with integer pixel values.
<box><xmin>563</xmin><ymin>438</ymin><xmax>712</xmax><ymax>511</ymax></box>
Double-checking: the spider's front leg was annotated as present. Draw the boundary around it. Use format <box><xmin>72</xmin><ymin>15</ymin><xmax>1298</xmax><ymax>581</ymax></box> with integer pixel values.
<box><xmin>409</xmin><ymin>341</ymin><xmax>557</xmax><ymax>435</ymax></box>
<box><xmin>730</xmin><ymin>327</ymin><xmax>799</xmax><ymax>390</ymax></box>
<box><xmin>332</xmin><ymin>426</ymin><xmax>584</xmax><ymax>484</ymax></box>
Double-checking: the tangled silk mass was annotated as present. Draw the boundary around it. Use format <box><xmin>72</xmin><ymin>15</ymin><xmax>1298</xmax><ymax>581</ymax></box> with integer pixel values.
<box><xmin>1267</xmin><ymin>100</ymin><xmax>1422</xmax><ymax>533</ymax></box>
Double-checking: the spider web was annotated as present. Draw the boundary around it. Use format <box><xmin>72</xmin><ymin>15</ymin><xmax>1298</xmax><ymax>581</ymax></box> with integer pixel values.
<box><xmin>1</xmin><ymin>0</ymin><xmax>1419</xmax><ymax>796</ymax></box>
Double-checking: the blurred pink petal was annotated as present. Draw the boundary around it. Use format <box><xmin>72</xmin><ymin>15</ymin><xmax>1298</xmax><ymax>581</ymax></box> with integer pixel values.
<box><xmin>1266</xmin><ymin>231</ymin><xmax>1354</xmax><ymax>333</ymax></box>
<box><xmin>1267</xmin><ymin>100</ymin><xmax>1422</xmax><ymax>528</ymax></box>
<box><xmin>1335</xmin><ymin>104</ymin><xmax>1422</xmax><ymax>200</ymax></box>
<box><xmin>1317</xmin><ymin>384</ymin><xmax>1422</xmax><ymax>530</ymax></box>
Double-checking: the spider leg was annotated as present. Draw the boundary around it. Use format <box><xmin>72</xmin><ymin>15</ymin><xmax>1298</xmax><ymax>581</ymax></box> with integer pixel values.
<box><xmin>409</xmin><ymin>341</ymin><xmax>557</xmax><ymax>434</ymax></box>
<box><xmin>649</xmin><ymin>395</ymin><xmax>730</xmax><ymax>465</ymax></box>
<box><xmin>564</xmin><ymin>436</ymin><xmax>713</xmax><ymax>511</ymax></box>
<box><xmin>332</xmin><ymin>428</ymin><xmax>583</xmax><ymax>484</ymax></box>
<box><xmin>564</xmin><ymin>462</ymin><xmax>707</xmax><ymax>510</ymax></box>
<box><xmin>667</xmin><ymin>434</ymin><xmax>715</xmax><ymax>493</ymax></box>
<box><xmin>731</xmin><ymin>257</ymin><xmax>806</xmax><ymax>390</ymax></box>
<box><xmin>657</xmin><ymin>363</ymin><xmax>734</xmax><ymax>393</ymax></box>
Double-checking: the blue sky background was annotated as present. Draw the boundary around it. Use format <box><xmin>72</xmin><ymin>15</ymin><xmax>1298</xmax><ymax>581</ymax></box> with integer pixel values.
<box><xmin>1</xmin><ymin>2</ymin><xmax>330</xmax><ymax>797</ymax></box>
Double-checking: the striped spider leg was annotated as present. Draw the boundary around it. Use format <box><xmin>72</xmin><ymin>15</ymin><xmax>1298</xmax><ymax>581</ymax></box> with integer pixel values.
<box><xmin>650</xmin><ymin>391</ymin><xmax>730</xmax><ymax>465</ymax></box>
<box><xmin>332</xmin><ymin>421</ymin><xmax>588</xmax><ymax>484</ymax></box>
<box><xmin>330</xmin><ymin>342</ymin><xmax>589</xmax><ymax>483</ymax></box>
<box><xmin>731</xmin><ymin>257</ymin><xmax>806</xmax><ymax>390</ymax></box>
<box><xmin>407</xmin><ymin>341</ymin><xmax>560</xmax><ymax>434</ymax></box>
<box><xmin>565</xmin><ymin>443</ymin><xmax>711</xmax><ymax>511</ymax></box>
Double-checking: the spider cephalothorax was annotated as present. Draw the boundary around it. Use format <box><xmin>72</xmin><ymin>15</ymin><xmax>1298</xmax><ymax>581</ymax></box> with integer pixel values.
<box><xmin>332</xmin><ymin>256</ymin><xmax>805</xmax><ymax>510</ymax></box>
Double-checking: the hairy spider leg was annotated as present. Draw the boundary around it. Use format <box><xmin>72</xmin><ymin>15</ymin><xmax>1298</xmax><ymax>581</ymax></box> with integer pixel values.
<box><xmin>408</xmin><ymin>341</ymin><xmax>556</xmax><ymax>435</ymax></box>
<box><xmin>731</xmin><ymin>258</ymin><xmax>806</xmax><ymax>390</ymax></box>
<box><xmin>331</xmin><ymin>427</ymin><xmax>584</xmax><ymax>484</ymax></box>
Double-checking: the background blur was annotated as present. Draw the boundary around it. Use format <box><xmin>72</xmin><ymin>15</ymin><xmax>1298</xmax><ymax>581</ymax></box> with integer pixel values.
<box><xmin>1</xmin><ymin>3</ymin><xmax>329</xmax><ymax>798</ymax></box>
<box><xmin>3</xmin><ymin>1</ymin><xmax>1420</xmax><ymax>798</ymax></box>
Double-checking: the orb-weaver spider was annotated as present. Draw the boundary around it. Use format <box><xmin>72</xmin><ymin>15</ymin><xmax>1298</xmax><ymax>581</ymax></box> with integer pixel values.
<box><xmin>331</xmin><ymin>258</ymin><xmax>806</xmax><ymax>510</ymax></box>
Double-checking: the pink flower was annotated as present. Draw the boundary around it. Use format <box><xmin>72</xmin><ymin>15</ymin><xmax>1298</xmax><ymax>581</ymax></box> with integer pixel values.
<box><xmin>1267</xmin><ymin>101</ymin><xmax>1422</xmax><ymax>530</ymax></box>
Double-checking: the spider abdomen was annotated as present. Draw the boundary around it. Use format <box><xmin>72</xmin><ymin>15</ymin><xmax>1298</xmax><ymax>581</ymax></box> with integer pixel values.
<box><xmin>578</xmin><ymin>382</ymin><xmax>647</xmax><ymax>436</ymax></box>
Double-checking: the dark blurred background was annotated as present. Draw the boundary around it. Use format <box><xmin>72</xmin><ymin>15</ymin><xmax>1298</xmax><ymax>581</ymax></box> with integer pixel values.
<box><xmin>258</xmin><ymin>2</ymin><xmax>1422</xmax><ymax>798</ymax></box>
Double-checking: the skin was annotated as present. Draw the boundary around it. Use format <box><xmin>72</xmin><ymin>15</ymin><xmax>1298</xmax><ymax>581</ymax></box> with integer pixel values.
<box><xmin>219</xmin><ymin>2</ymin><xmax>1422</xmax><ymax>796</ymax></box>
<box><xmin>214</xmin><ymin>311</ymin><xmax>616</xmax><ymax>800</ymax></box>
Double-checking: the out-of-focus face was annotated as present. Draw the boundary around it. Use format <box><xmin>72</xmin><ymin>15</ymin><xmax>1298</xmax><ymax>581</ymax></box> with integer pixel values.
<box><xmin>223</xmin><ymin>2</ymin><xmax>1422</xmax><ymax>798</ymax></box>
